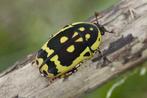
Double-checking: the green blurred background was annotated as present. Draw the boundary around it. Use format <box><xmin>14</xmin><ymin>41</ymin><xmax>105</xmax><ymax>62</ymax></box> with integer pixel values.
<box><xmin>84</xmin><ymin>62</ymin><xmax>147</xmax><ymax>98</ymax></box>
<box><xmin>0</xmin><ymin>0</ymin><xmax>117</xmax><ymax>72</ymax></box>
<box><xmin>0</xmin><ymin>0</ymin><xmax>147</xmax><ymax>98</ymax></box>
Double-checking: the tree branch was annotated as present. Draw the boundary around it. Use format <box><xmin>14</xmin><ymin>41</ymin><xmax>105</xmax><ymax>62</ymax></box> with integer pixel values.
<box><xmin>0</xmin><ymin>0</ymin><xmax>147</xmax><ymax>98</ymax></box>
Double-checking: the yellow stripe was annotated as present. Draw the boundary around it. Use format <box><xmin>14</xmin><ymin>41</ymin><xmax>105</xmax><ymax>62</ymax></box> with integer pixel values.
<box><xmin>52</xmin><ymin>47</ymin><xmax>93</xmax><ymax>78</ymax></box>
<box><xmin>91</xmin><ymin>30</ymin><xmax>102</xmax><ymax>51</ymax></box>
<box><xmin>75</xmin><ymin>37</ymin><xmax>83</xmax><ymax>42</ymax></box>
<box><xmin>41</xmin><ymin>41</ymin><xmax>54</xmax><ymax>57</ymax></box>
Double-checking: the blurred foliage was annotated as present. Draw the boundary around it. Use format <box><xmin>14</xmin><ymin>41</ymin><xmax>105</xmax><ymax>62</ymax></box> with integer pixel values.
<box><xmin>0</xmin><ymin>0</ymin><xmax>118</xmax><ymax>72</ymax></box>
<box><xmin>84</xmin><ymin>62</ymin><xmax>147</xmax><ymax>98</ymax></box>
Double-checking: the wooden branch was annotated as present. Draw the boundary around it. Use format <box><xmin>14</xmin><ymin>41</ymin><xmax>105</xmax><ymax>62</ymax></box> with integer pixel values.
<box><xmin>0</xmin><ymin>0</ymin><xmax>147</xmax><ymax>98</ymax></box>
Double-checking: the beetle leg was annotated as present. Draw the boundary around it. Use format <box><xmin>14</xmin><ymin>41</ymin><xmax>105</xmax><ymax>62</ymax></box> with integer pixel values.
<box><xmin>97</xmin><ymin>49</ymin><xmax>111</xmax><ymax>64</ymax></box>
<box><xmin>48</xmin><ymin>77</ymin><xmax>59</xmax><ymax>85</ymax></box>
<box><xmin>94</xmin><ymin>12</ymin><xmax>114</xmax><ymax>35</ymax></box>
<box><xmin>62</xmin><ymin>67</ymin><xmax>78</xmax><ymax>81</ymax></box>
<box><xmin>99</xmin><ymin>25</ymin><xmax>114</xmax><ymax>35</ymax></box>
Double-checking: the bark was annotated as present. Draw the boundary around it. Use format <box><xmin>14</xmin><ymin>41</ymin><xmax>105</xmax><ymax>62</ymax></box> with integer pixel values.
<box><xmin>0</xmin><ymin>0</ymin><xmax>147</xmax><ymax>98</ymax></box>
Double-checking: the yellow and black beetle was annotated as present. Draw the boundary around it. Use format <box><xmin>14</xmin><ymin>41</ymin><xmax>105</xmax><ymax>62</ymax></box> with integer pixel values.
<box><xmin>35</xmin><ymin>14</ymin><xmax>113</xmax><ymax>78</ymax></box>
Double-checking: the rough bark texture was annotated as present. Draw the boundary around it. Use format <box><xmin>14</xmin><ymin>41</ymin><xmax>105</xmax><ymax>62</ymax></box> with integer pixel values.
<box><xmin>0</xmin><ymin>0</ymin><xmax>147</xmax><ymax>98</ymax></box>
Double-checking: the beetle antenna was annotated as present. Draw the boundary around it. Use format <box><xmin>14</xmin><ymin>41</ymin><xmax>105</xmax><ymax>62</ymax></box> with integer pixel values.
<box><xmin>94</xmin><ymin>12</ymin><xmax>114</xmax><ymax>35</ymax></box>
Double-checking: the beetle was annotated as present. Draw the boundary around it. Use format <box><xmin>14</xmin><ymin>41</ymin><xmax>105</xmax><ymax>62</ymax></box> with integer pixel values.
<box><xmin>35</xmin><ymin>14</ymin><xmax>113</xmax><ymax>79</ymax></box>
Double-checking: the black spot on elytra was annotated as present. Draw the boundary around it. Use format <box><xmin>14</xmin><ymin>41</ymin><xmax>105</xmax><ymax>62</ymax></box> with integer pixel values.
<box><xmin>84</xmin><ymin>52</ymin><xmax>90</xmax><ymax>57</ymax></box>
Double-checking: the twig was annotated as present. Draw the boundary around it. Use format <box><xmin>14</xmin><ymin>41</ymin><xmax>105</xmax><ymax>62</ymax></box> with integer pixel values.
<box><xmin>0</xmin><ymin>0</ymin><xmax>147</xmax><ymax>98</ymax></box>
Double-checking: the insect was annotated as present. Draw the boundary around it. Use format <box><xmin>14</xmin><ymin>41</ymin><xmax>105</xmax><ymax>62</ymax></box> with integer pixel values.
<box><xmin>35</xmin><ymin>13</ymin><xmax>113</xmax><ymax>79</ymax></box>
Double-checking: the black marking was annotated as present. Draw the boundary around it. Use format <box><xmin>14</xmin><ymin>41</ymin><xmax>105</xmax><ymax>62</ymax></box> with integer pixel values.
<box><xmin>73</xmin><ymin>23</ymin><xmax>99</xmax><ymax>49</ymax></box>
<box><xmin>37</xmin><ymin>49</ymin><xmax>48</xmax><ymax>61</ymax></box>
<box><xmin>84</xmin><ymin>52</ymin><xmax>91</xmax><ymax>57</ymax></box>
<box><xmin>58</xmin><ymin>40</ymin><xmax>86</xmax><ymax>66</ymax></box>
<box><xmin>38</xmin><ymin>22</ymin><xmax>102</xmax><ymax>77</ymax></box>
<box><xmin>46</xmin><ymin>59</ymin><xmax>59</xmax><ymax>75</ymax></box>
<box><xmin>44</xmin><ymin>23</ymin><xmax>99</xmax><ymax>67</ymax></box>
<box><xmin>47</xmin><ymin>25</ymin><xmax>75</xmax><ymax>51</ymax></box>
<box><xmin>47</xmin><ymin>23</ymin><xmax>99</xmax><ymax>52</ymax></box>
